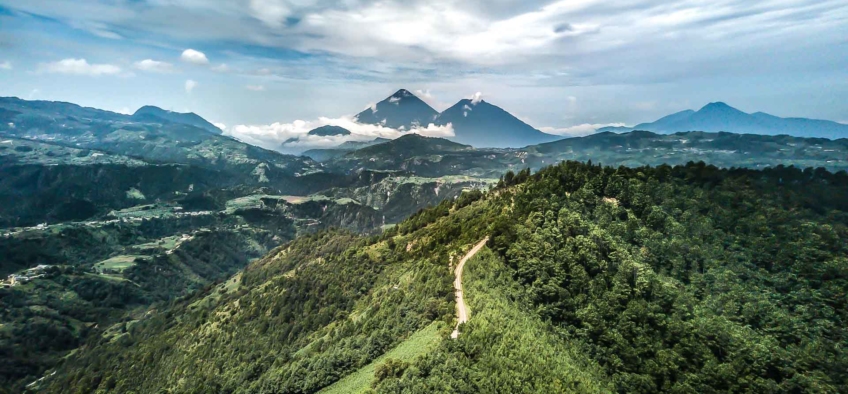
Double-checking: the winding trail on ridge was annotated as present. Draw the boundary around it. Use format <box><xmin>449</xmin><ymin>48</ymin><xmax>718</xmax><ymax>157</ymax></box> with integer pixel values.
<box><xmin>451</xmin><ymin>237</ymin><xmax>489</xmax><ymax>339</ymax></box>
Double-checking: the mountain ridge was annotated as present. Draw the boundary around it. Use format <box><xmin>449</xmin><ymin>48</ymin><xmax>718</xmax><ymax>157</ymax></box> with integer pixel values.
<box><xmin>352</xmin><ymin>90</ymin><xmax>561</xmax><ymax>148</ymax></box>
<box><xmin>354</xmin><ymin>89</ymin><xmax>439</xmax><ymax>130</ymax></box>
<box><xmin>301</xmin><ymin>138</ymin><xmax>391</xmax><ymax>161</ymax></box>
<box><xmin>434</xmin><ymin>98</ymin><xmax>560</xmax><ymax>148</ymax></box>
<box><xmin>599</xmin><ymin>102</ymin><xmax>848</xmax><ymax>138</ymax></box>
<box><xmin>132</xmin><ymin>105</ymin><xmax>223</xmax><ymax>135</ymax></box>
<box><xmin>38</xmin><ymin>160</ymin><xmax>848</xmax><ymax>393</ymax></box>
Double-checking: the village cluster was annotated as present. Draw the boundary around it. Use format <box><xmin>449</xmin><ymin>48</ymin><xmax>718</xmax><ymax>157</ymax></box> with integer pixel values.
<box><xmin>2</xmin><ymin>264</ymin><xmax>53</xmax><ymax>288</ymax></box>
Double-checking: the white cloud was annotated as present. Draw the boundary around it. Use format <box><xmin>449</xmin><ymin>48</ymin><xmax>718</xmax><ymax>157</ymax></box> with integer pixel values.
<box><xmin>245</xmin><ymin>85</ymin><xmax>266</xmax><ymax>91</ymax></box>
<box><xmin>539</xmin><ymin>123</ymin><xmax>627</xmax><ymax>137</ymax></box>
<box><xmin>213</xmin><ymin>122</ymin><xmax>227</xmax><ymax>131</ymax></box>
<box><xmin>412</xmin><ymin>89</ymin><xmax>445</xmax><ymax>110</ymax></box>
<box><xmin>227</xmin><ymin>115</ymin><xmax>454</xmax><ymax>151</ymax></box>
<box><xmin>249</xmin><ymin>0</ymin><xmax>292</xmax><ymax>27</ymax></box>
<box><xmin>291</xmin><ymin>1</ymin><xmax>603</xmax><ymax>65</ymax></box>
<box><xmin>68</xmin><ymin>20</ymin><xmax>122</xmax><ymax>39</ymax></box>
<box><xmin>28</xmin><ymin>89</ymin><xmax>40</xmax><ymax>99</ymax></box>
<box><xmin>185</xmin><ymin>79</ymin><xmax>197</xmax><ymax>93</ymax></box>
<box><xmin>411</xmin><ymin>122</ymin><xmax>455</xmax><ymax>138</ymax></box>
<box><xmin>116</xmin><ymin>107</ymin><xmax>132</xmax><ymax>115</ymax></box>
<box><xmin>4</xmin><ymin>0</ymin><xmax>845</xmax><ymax>128</ymax></box>
<box><xmin>211</xmin><ymin>63</ymin><xmax>230</xmax><ymax>72</ymax></box>
<box><xmin>0</xmin><ymin>61</ymin><xmax>11</xmax><ymax>70</ymax></box>
<box><xmin>89</xmin><ymin>29</ymin><xmax>122</xmax><ymax>40</ymax></box>
<box><xmin>134</xmin><ymin>59</ymin><xmax>174</xmax><ymax>73</ymax></box>
<box><xmin>39</xmin><ymin>58</ymin><xmax>122</xmax><ymax>76</ymax></box>
<box><xmin>180</xmin><ymin>49</ymin><xmax>209</xmax><ymax>65</ymax></box>
<box><xmin>5</xmin><ymin>0</ymin><xmax>845</xmax><ymax>82</ymax></box>
<box><xmin>470</xmin><ymin>92</ymin><xmax>484</xmax><ymax>105</ymax></box>
<box><xmin>253</xmin><ymin>67</ymin><xmax>273</xmax><ymax>76</ymax></box>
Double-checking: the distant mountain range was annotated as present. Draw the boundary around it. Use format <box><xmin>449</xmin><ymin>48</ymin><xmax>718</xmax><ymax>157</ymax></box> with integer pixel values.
<box><xmin>292</xmin><ymin>92</ymin><xmax>847</xmax><ymax>153</ymax></box>
<box><xmin>302</xmin><ymin>138</ymin><xmax>390</xmax><ymax>161</ymax></box>
<box><xmin>599</xmin><ymin>102</ymin><xmax>848</xmax><ymax>139</ymax></box>
<box><xmin>0</xmin><ymin>96</ymin><xmax>323</xmax><ymax>189</ymax></box>
<box><xmin>353</xmin><ymin>89</ymin><xmax>561</xmax><ymax>148</ymax></box>
<box><xmin>132</xmin><ymin>105</ymin><xmax>223</xmax><ymax>135</ymax></box>
<box><xmin>349</xmin><ymin>134</ymin><xmax>470</xmax><ymax>157</ymax></box>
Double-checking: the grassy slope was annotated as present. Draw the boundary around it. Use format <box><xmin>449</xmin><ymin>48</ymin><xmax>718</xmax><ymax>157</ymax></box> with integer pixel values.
<box><xmin>373</xmin><ymin>248</ymin><xmax>612</xmax><ymax>393</ymax></box>
<box><xmin>319</xmin><ymin>322</ymin><xmax>442</xmax><ymax>394</ymax></box>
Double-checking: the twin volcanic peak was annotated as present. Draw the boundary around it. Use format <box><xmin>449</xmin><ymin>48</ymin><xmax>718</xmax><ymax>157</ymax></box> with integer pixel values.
<box><xmin>354</xmin><ymin>89</ymin><xmax>561</xmax><ymax>148</ymax></box>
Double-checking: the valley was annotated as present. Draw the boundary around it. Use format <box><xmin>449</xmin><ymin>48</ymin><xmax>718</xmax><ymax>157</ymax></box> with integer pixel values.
<box><xmin>30</xmin><ymin>161</ymin><xmax>848</xmax><ymax>393</ymax></box>
<box><xmin>1</xmin><ymin>95</ymin><xmax>847</xmax><ymax>393</ymax></box>
<box><xmin>4</xmin><ymin>1</ymin><xmax>846</xmax><ymax>392</ymax></box>
<box><xmin>0</xmin><ymin>0</ymin><xmax>848</xmax><ymax>394</ymax></box>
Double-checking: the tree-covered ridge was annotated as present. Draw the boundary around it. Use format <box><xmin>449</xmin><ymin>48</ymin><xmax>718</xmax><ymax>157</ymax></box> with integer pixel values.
<box><xmin>479</xmin><ymin>162</ymin><xmax>848</xmax><ymax>392</ymax></box>
<box><xmin>527</xmin><ymin>130</ymin><xmax>848</xmax><ymax>172</ymax></box>
<box><xmin>325</xmin><ymin>130</ymin><xmax>848</xmax><ymax>179</ymax></box>
<box><xmin>37</xmin><ymin>161</ymin><xmax>848</xmax><ymax>393</ymax></box>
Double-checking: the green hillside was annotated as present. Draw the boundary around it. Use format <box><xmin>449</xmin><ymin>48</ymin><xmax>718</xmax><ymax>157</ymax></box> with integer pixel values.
<box><xmin>0</xmin><ymin>97</ymin><xmax>330</xmax><ymax>192</ymax></box>
<box><xmin>325</xmin><ymin>131</ymin><xmax>848</xmax><ymax>181</ymax></box>
<box><xmin>35</xmin><ymin>161</ymin><xmax>848</xmax><ymax>393</ymax></box>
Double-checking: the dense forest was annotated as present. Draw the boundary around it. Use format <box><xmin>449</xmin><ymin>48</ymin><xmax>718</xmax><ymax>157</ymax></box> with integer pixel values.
<box><xmin>30</xmin><ymin>160</ymin><xmax>847</xmax><ymax>393</ymax></box>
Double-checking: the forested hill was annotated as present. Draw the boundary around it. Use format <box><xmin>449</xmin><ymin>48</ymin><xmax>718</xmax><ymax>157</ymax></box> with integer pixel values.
<box><xmin>40</xmin><ymin>161</ymin><xmax>848</xmax><ymax>393</ymax></box>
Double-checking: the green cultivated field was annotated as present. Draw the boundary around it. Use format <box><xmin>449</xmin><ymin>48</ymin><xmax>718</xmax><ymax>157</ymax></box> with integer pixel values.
<box><xmin>94</xmin><ymin>255</ymin><xmax>148</xmax><ymax>273</ymax></box>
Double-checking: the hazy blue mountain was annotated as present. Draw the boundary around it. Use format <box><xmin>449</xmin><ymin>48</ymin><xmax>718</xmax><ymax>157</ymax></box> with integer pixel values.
<box><xmin>0</xmin><ymin>97</ymin><xmax>127</xmax><ymax>123</ymax></box>
<box><xmin>435</xmin><ymin>99</ymin><xmax>560</xmax><ymax>148</ymax></box>
<box><xmin>132</xmin><ymin>105</ymin><xmax>222</xmax><ymax>135</ymax></box>
<box><xmin>593</xmin><ymin>125</ymin><xmax>632</xmax><ymax>133</ymax></box>
<box><xmin>301</xmin><ymin>138</ymin><xmax>390</xmax><ymax>161</ymax></box>
<box><xmin>348</xmin><ymin>134</ymin><xmax>470</xmax><ymax>156</ymax></box>
<box><xmin>307</xmin><ymin>125</ymin><xmax>351</xmax><ymax>137</ymax></box>
<box><xmin>324</xmin><ymin>134</ymin><xmax>500</xmax><ymax>176</ymax></box>
<box><xmin>598</xmin><ymin>102</ymin><xmax>848</xmax><ymax>139</ymax></box>
<box><xmin>354</xmin><ymin>89</ymin><xmax>439</xmax><ymax>130</ymax></box>
<box><xmin>639</xmin><ymin>109</ymin><xmax>697</xmax><ymax>130</ymax></box>
<box><xmin>336</xmin><ymin>138</ymin><xmax>391</xmax><ymax>149</ymax></box>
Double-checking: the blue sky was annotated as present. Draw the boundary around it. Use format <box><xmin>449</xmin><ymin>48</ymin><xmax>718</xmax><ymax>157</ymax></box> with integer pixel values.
<box><xmin>0</xmin><ymin>0</ymin><xmax>846</xmax><ymax>147</ymax></box>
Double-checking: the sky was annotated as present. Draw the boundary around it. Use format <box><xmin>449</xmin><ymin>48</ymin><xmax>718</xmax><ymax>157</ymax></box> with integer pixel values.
<box><xmin>0</xmin><ymin>0</ymin><xmax>846</xmax><ymax>148</ymax></box>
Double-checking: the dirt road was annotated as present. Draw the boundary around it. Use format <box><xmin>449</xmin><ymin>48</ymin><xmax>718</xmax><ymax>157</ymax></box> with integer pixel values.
<box><xmin>451</xmin><ymin>237</ymin><xmax>489</xmax><ymax>339</ymax></box>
